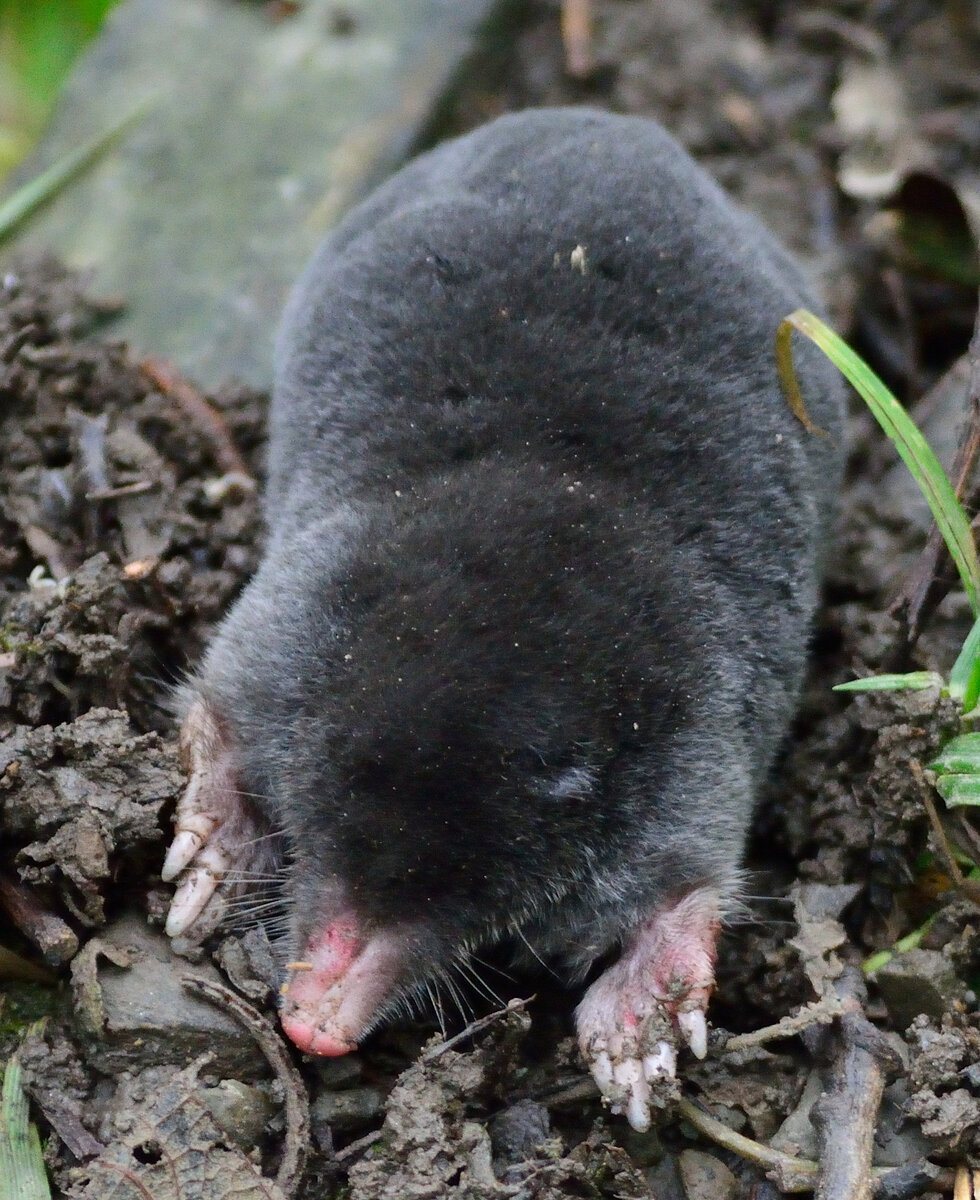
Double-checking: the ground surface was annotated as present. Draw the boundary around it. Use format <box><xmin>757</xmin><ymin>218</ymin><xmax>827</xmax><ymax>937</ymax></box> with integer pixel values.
<box><xmin>2</xmin><ymin>2</ymin><xmax>980</xmax><ymax>1198</ymax></box>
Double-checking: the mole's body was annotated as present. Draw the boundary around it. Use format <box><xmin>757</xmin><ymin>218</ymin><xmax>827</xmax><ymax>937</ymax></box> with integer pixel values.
<box><xmin>163</xmin><ymin>108</ymin><xmax>843</xmax><ymax>1130</ymax></box>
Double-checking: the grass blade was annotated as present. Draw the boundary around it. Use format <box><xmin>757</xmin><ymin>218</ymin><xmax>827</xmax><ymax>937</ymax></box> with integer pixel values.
<box><xmin>777</xmin><ymin>309</ymin><xmax>980</xmax><ymax>617</ymax></box>
<box><xmin>0</xmin><ymin>102</ymin><xmax>148</xmax><ymax>243</ymax></box>
<box><xmin>833</xmin><ymin>671</ymin><xmax>943</xmax><ymax>693</ymax></box>
<box><xmin>931</xmin><ymin>732</ymin><xmax>980</xmax><ymax>774</ymax></box>
<box><xmin>949</xmin><ymin>615</ymin><xmax>980</xmax><ymax>709</ymax></box>
<box><xmin>0</xmin><ymin>1055</ymin><xmax>51</xmax><ymax>1200</ymax></box>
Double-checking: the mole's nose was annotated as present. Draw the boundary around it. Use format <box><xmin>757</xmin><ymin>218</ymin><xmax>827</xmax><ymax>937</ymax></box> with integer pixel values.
<box><xmin>279</xmin><ymin>918</ymin><xmax>408</xmax><ymax>1057</ymax></box>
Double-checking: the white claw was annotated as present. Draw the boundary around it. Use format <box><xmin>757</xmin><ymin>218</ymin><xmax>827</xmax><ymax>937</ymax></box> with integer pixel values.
<box><xmin>592</xmin><ymin>1050</ymin><xmax>614</xmax><ymax>1091</ymax></box>
<box><xmin>643</xmin><ymin>1042</ymin><xmax>677</xmax><ymax>1080</ymax></box>
<box><xmin>613</xmin><ymin>1056</ymin><xmax>642</xmax><ymax>1092</ymax></box>
<box><xmin>164</xmin><ymin>868</ymin><xmax>219</xmax><ymax>936</ymax></box>
<box><xmin>627</xmin><ymin>1085</ymin><xmax>651</xmax><ymax>1133</ymax></box>
<box><xmin>678</xmin><ymin>1010</ymin><xmax>708</xmax><ymax>1059</ymax></box>
<box><xmin>161</xmin><ymin>827</ymin><xmax>207</xmax><ymax>881</ymax></box>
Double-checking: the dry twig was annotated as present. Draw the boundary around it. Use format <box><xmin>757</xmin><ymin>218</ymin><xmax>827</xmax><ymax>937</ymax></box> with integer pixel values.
<box><xmin>421</xmin><ymin>995</ymin><xmax>534</xmax><ymax>1062</ymax></box>
<box><xmin>181</xmin><ymin>975</ymin><xmax>309</xmax><ymax>1197</ymax></box>
<box><xmin>141</xmin><ymin>355</ymin><xmax>251</xmax><ymax>477</ymax></box>
<box><xmin>810</xmin><ymin>969</ymin><xmax>899</xmax><ymax>1200</ymax></box>
<box><xmin>0</xmin><ymin>874</ymin><xmax>78</xmax><ymax>966</ymax></box>
<box><xmin>912</xmin><ymin>759</ymin><xmax>980</xmax><ymax>906</ymax></box>
<box><xmin>721</xmin><ymin>995</ymin><xmax>845</xmax><ymax>1052</ymax></box>
<box><xmin>560</xmin><ymin>0</ymin><xmax>593</xmax><ymax>78</ymax></box>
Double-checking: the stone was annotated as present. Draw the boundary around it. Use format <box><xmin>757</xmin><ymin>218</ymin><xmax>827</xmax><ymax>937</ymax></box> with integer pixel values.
<box><xmin>873</xmin><ymin>948</ymin><xmax>965</xmax><ymax>1031</ymax></box>
<box><xmin>70</xmin><ymin>911</ymin><xmax>267</xmax><ymax>1077</ymax></box>
<box><xmin>5</xmin><ymin>0</ymin><xmax>502</xmax><ymax>389</ymax></box>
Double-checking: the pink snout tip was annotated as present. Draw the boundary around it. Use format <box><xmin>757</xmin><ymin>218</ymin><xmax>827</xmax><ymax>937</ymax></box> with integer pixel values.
<box><xmin>280</xmin><ymin>1013</ymin><xmax>357</xmax><ymax>1057</ymax></box>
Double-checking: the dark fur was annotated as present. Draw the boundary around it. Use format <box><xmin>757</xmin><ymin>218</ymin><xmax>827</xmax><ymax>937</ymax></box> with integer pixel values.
<box><xmin>195</xmin><ymin>108</ymin><xmax>843</xmax><ymax>988</ymax></box>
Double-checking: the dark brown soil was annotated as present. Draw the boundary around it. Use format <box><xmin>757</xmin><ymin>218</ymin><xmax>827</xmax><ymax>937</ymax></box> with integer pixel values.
<box><xmin>3</xmin><ymin>2</ymin><xmax>980</xmax><ymax>1197</ymax></box>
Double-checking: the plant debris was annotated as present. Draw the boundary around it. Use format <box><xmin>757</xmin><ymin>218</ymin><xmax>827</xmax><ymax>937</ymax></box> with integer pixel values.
<box><xmin>3</xmin><ymin>0</ymin><xmax>980</xmax><ymax>1195</ymax></box>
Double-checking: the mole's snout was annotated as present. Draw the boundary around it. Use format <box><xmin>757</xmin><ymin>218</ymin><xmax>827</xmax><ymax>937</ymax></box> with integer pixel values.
<box><xmin>279</xmin><ymin>916</ymin><xmax>409</xmax><ymax>1057</ymax></box>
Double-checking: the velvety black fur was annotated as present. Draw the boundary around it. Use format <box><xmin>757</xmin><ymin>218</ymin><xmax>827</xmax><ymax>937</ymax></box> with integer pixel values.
<box><xmin>195</xmin><ymin>108</ymin><xmax>843</xmax><ymax>985</ymax></box>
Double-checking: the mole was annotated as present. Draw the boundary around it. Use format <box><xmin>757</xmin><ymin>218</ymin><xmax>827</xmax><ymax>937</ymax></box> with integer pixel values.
<box><xmin>161</xmin><ymin>107</ymin><xmax>843</xmax><ymax>1131</ymax></box>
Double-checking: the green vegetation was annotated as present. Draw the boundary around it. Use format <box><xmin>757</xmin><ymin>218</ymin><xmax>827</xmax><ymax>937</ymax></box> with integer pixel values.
<box><xmin>0</xmin><ymin>1048</ymin><xmax>51</xmax><ymax>1200</ymax></box>
<box><xmin>777</xmin><ymin>309</ymin><xmax>980</xmax><ymax>620</ymax></box>
<box><xmin>778</xmin><ymin>308</ymin><xmax>980</xmax><ymax>967</ymax></box>
<box><xmin>779</xmin><ymin>307</ymin><xmax>980</xmax><ymax>709</ymax></box>
<box><xmin>0</xmin><ymin>102</ymin><xmax>148</xmax><ymax>244</ymax></box>
<box><xmin>778</xmin><ymin>309</ymin><xmax>980</xmax><ymax>713</ymax></box>
<box><xmin>0</xmin><ymin>0</ymin><xmax>121</xmax><ymax>179</ymax></box>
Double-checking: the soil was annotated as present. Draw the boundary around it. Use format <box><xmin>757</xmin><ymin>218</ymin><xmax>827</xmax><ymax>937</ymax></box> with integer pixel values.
<box><xmin>2</xmin><ymin>2</ymin><xmax>980</xmax><ymax>1198</ymax></box>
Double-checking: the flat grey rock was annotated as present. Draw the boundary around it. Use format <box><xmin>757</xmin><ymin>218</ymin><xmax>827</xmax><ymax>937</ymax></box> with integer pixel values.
<box><xmin>4</xmin><ymin>0</ymin><xmax>500</xmax><ymax>389</ymax></box>
<box><xmin>71</xmin><ymin>912</ymin><xmax>267</xmax><ymax>1077</ymax></box>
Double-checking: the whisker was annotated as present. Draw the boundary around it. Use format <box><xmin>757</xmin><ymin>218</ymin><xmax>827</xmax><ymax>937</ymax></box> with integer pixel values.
<box><xmin>425</xmin><ymin>978</ymin><xmax>447</xmax><ymax>1037</ymax></box>
<box><xmin>451</xmin><ymin>955</ymin><xmax>504</xmax><ymax>1007</ymax></box>
<box><xmin>469</xmin><ymin>953</ymin><xmax>517</xmax><ymax>984</ymax></box>
<box><xmin>435</xmin><ymin>964</ymin><xmax>473</xmax><ymax>1023</ymax></box>
<box><xmin>514</xmin><ymin>927</ymin><xmax>562</xmax><ymax>981</ymax></box>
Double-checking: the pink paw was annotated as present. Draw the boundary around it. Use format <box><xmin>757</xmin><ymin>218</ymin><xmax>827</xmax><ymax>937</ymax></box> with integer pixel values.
<box><xmin>162</xmin><ymin>699</ymin><xmax>265</xmax><ymax>941</ymax></box>
<box><xmin>575</xmin><ymin>888</ymin><xmax>720</xmax><ymax>1131</ymax></box>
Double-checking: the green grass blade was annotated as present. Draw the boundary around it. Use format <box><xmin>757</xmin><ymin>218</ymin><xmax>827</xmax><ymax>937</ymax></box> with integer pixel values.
<box><xmin>935</xmin><ymin>775</ymin><xmax>980</xmax><ymax>807</ymax></box>
<box><xmin>777</xmin><ymin>309</ymin><xmax>980</xmax><ymax>617</ymax></box>
<box><xmin>0</xmin><ymin>102</ymin><xmax>147</xmax><ymax>243</ymax></box>
<box><xmin>930</xmin><ymin>732</ymin><xmax>980</xmax><ymax>773</ymax></box>
<box><xmin>0</xmin><ymin>1056</ymin><xmax>52</xmax><ymax>1200</ymax></box>
<box><xmin>950</xmin><ymin>615</ymin><xmax>980</xmax><ymax>709</ymax></box>
<box><xmin>833</xmin><ymin>671</ymin><xmax>943</xmax><ymax>693</ymax></box>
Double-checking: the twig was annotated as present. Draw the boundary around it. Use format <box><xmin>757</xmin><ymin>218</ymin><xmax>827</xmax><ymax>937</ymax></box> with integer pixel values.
<box><xmin>333</xmin><ymin>1128</ymin><xmax>384</xmax><ymax>1165</ymax></box>
<box><xmin>141</xmin><ymin>356</ymin><xmax>251</xmax><ymax>477</ymax></box>
<box><xmin>912</xmin><ymin>759</ymin><xmax>980</xmax><ymax>906</ymax></box>
<box><xmin>956</xmin><ymin>808</ymin><xmax>980</xmax><ymax>866</ymax></box>
<box><xmin>680</xmin><ymin>1095</ymin><xmax>942</xmax><ymax>1197</ymax></box>
<box><xmin>543</xmin><ymin>1068</ymin><xmax>939</xmax><ymax>1196</ymax></box>
<box><xmin>810</xmin><ymin>969</ymin><xmax>895</xmax><ymax>1200</ymax></box>
<box><xmin>0</xmin><ymin>874</ymin><xmax>78</xmax><ymax>966</ymax></box>
<box><xmin>181</xmin><ymin>976</ymin><xmax>309</xmax><ymax>1197</ymax></box>
<box><xmin>420</xmin><ymin>995</ymin><xmax>534</xmax><ymax>1063</ymax></box>
<box><xmin>17</xmin><ymin>1023</ymin><xmax>104</xmax><ymax>1161</ymax></box>
<box><xmin>85</xmin><ymin>480</ymin><xmax>156</xmax><ymax>501</ymax></box>
<box><xmin>560</xmin><ymin>0</ymin><xmax>593</xmax><ymax>78</ymax></box>
<box><xmin>720</xmin><ymin>995</ymin><xmax>845</xmax><ymax>1052</ymax></box>
<box><xmin>678</xmin><ymin>1097</ymin><xmax>820</xmax><ymax>1191</ymax></box>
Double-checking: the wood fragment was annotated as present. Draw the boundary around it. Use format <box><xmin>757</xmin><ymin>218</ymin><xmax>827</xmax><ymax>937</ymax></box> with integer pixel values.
<box><xmin>85</xmin><ymin>479</ymin><xmax>156</xmax><ymax>501</ymax></box>
<box><xmin>560</xmin><ymin>0</ymin><xmax>593</xmax><ymax>78</ymax></box>
<box><xmin>913</xmin><ymin>759</ymin><xmax>980</xmax><ymax>906</ymax></box>
<box><xmin>141</xmin><ymin>355</ymin><xmax>251</xmax><ymax>477</ymax></box>
<box><xmin>181</xmin><ymin>975</ymin><xmax>309</xmax><ymax>1197</ymax></box>
<box><xmin>810</xmin><ymin>969</ymin><xmax>889</xmax><ymax>1200</ymax></box>
<box><xmin>0</xmin><ymin>874</ymin><xmax>78</xmax><ymax>966</ymax></box>
<box><xmin>420</xmin><ymin>994</ymin><xmax>534</xmax><ymax>1062</ymax></box>
<box><xmin>333</xmin><ymin>1127</ymin><xmax>384</xmax><ymax>1165</ymax></box>
<box><xmin>721</xmin><ymin>995</ymin><xmax>845</xmax><ymax>1052</ymax></box>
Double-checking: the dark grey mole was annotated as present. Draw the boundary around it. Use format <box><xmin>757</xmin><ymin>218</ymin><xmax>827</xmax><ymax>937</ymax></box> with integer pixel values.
<box><xmin>166</xmin><ymin>106</ymin><xmax>844</xmax><ymax>1125</ymax></box>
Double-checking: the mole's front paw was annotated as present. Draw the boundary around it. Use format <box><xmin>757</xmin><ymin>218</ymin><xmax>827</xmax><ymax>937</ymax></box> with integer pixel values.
<box><xmin>575</xmin><ymin>887</ymin><xmax>720</xmax><ymax>1132</ymax></box>
<box><xmin>162</xmin><ymin>699</ymin><xmax>265</xmax><ymax>940</ymax></box>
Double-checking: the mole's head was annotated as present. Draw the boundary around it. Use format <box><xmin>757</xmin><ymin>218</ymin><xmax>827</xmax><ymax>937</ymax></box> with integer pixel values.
<box><xmin>164</xmin><ymin>492</ymin><xmax>683</xmax><ymax>1055</ymax></box>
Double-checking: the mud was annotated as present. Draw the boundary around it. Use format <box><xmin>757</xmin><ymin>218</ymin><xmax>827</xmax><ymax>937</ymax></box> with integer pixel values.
<box><xmin>3</xmin><ymin>1</ymin><xmax>980</xmax><ymax>1196</ymax></box>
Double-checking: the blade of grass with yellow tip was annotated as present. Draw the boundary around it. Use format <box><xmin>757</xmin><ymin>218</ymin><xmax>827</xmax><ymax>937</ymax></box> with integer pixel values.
<box><xmin>776</xmin><ymin>308</ymin><xmax>980</xmax><ymax>617</ymax></box>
